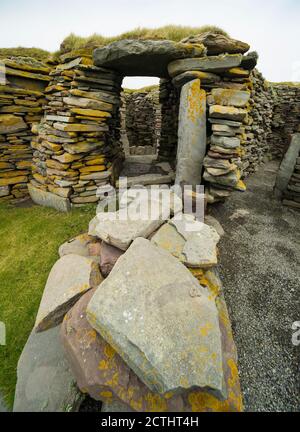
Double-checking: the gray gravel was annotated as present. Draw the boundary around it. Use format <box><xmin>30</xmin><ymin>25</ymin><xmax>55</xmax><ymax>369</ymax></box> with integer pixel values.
<box><xmin>211</xmin><ymin>160</ymin><xmax>300</xmax><ymax>412</ymax></box>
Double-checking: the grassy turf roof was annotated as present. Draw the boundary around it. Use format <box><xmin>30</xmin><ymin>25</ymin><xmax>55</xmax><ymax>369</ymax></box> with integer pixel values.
<box><xmin>59</xmin><ymin>25</ymin><xmax>229</xmax><ymax>54</ymax></box>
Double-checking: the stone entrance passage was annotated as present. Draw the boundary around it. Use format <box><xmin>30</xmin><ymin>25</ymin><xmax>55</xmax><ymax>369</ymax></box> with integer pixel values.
<box><xmin>14</xmin><ymin>32</ymin><xmax>266</xmax><ymax>211</ymax></box>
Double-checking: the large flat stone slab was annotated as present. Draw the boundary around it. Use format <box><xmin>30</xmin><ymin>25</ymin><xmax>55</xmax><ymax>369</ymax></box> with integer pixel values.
<box><xmin>93</xmin><ymin>39</ymin><xmax>206</xmax><ymax>77</ymax></box>
<box><xmin>151</xmin><ymin>214</ymin><xmax>220</xmax><ymax>268</ymax></box>
<box><xmin>168</xmin><ymin>54</ymin><xmax>243</xmax><ymax>77</ymax></box>
<box><xmin>208</xmin><ymin>88</ymin><xmax>250</xmax><ymax>107</ymax></box>
<box><xmin>89</xmin><ymin>198</ymin><xmax>171</xmax><ymax>250</ymax></box>
<box><xmin>175</xmin><ymin>79</ymin><xmax>207</xmax><ymax>187</ymax></box>
<box><xmin>0</xmin><ymin>114</ymin><xmax>27</xmax><ymax>135</ymax></box>
<box><xmin>35</xmin><ymin>254</ymin><xmax>102</xmax><ymax>332</ymax></box>
<box><xmin>87</xmin><ymin>238</ymin><xmax>225</xmax><ymax>398</ymax></box>
<box><xmin>209</xmin><ymin>105</ymin><xmax>248</xmax><ymax>122</ymax></box>
<box><xmin>28</xmin><ymin>184</ymin><xmax>71</xmax><ymax>212</ymax></box>
<box><xmin>61</xmin><ymin>288</ymin><xmax>184</xmax><ymax>411</ymax></box>
<box><xmin>13</xmin><ymin>326</ymin><xmax>82</xmax><ymax>412</ymax></box>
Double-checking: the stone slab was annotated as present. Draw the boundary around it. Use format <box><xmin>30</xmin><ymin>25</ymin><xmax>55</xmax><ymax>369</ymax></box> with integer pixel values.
<box><xmin>274</xmin><ymin>134</ymin><xmax>300</xmax><ymax>198</ymax></box>
<box><xmin>175</xmin><ymin>79</ymin><xmax>207</xmax><ymax>187</ymax></box>
<box><xmin>28</xmin><ymin>184</ymin><xmax>71</xmax><ymax>212</ymax></box>
<box><xmin>168</xmin><ymin>54</ymin><xmax>243</xmax><ymax>77</ymax></box>
<box><xmin>87</xmin><ymin>237</ymin><xmax>225</xmax><ymax>398</ymax></box>
<box><xmin>35</xmin><ymin>254</ymin><xmax>102</xmax><ymax>332</ymax></box>
<box><xmin>94</xmin><ymin>39</ymin><xmax>206</xmax><ymax>77</ymax></box>
<box><xmin>13</xmin><ymin>326</ymin><xmax>82</xmax><ymax>412</ymax></box>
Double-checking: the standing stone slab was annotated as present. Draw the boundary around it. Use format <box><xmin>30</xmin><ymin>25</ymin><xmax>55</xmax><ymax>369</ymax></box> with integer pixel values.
<box><xmin>274</xmin><ymin>134</ymin><xmax>300</xmax><ymax>198</ymax></box>
<box><xmin>35</xmin><ymin>254</ymin><xmax>102</xmax><ymax>332</ymax></box>
<box><xmin>87</xmin><ymin>238</ymin><xmax>225</xmax><ymax>398</ymax></box>
<box><xmin>13</xmin><ymin>326</ymin><xmax>82</xmax><ymax>412</ymax></box>
<box><xmin>168</xmin><ymin>54</ymin><xmax>242</xmax><ymax>77</ymax></box>
<box><xmin>175</xmin><ymin>79</ymin><xmax>207</xmax><ymax>187</ymax></box>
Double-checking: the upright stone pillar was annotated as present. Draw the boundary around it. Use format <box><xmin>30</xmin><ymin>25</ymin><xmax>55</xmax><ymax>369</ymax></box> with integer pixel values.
<box><xmin>175</xmin><ymin>79</ymin><xmax>206</xmax><ymax>187</ymax></box>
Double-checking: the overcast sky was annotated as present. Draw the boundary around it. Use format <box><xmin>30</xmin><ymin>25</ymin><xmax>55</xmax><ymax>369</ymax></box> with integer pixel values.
<box><xmin>0</xmin><ymin>0</ymin><xmax>299</xmax><ymax>88</ymax></box>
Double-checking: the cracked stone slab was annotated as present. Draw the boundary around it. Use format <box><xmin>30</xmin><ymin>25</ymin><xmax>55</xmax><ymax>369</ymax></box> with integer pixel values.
<box><xmin>87</xmin><ymin>237</ymin><xmax>225</xmax><ymax>398</ymax></box>
<box><xmin>151</xmin><ymin>214</ymin><xmax>220</xmax><ymax>268</ymax></box>
<box><xmin>35</xmin><ymin>254</ymin><xmax>103</xmax><ymax>332</ymax></box>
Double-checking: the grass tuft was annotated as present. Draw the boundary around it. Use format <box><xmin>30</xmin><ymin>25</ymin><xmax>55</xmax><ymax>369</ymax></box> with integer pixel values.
<box><xmin>60</xmin><ymin>25</ymin><xmax>229</xmax><ymax>54</ymax></box>
<box><xmin>0</xmin><ymin>47</ymin><xmax>50</xmax><ymax>61</ymax></box>
<box><xmin>0</xmin><ymin>202</ymin><xmax>96</xmax><ymax>409</ymax></box>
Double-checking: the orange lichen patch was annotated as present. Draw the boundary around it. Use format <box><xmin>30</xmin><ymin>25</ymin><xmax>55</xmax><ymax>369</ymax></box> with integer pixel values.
<box><xmin>98</xmin><ymin>359</ymin><xmax>109</xmax><ymax>370</ymax></box>
<box><xmin>99</xmin><ymin>391</ymin><xmax>113</xmax><ymax>400</ymax></box>
<box><xmin>187</xmin><ymin>80</ymin><xmax>204</xmax><ymax>123</ymax></box>
<box><xmin>144</xmin><ymin>393</ymin><xmax>168</xmax><ymax>412</ymax></box>
<box><xmin>199</xmin><ymin>322</ymin><xmax>214</xmax><ymax>337</ymax></box>
<box><xmin>104</xmin><ymin>343</ymin><xmax>116</xmax><ymax>360</ymax></box>
<box><xmin>235</xmin><ymin>180</ymin><xmax>247</xmax><ymax>191</ymax></box>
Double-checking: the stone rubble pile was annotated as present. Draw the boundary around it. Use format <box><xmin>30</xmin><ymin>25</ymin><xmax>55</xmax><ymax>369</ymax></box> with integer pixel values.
<box><xmin>0</xmin><ymin>57</ymin><xmax>50</xmax><ymax>202</ymax></box>
<box><xmin>271</xmin><ymin>84</ymin><xmax>300</xmax><ymax>158</ymax></box>
<box><xmin>30</xmin><ymin>50</ymin><xmax>123</xmax><ymax>209</ymax></box>
<box><xmin>14</xmin><ymin>192</ymin><xmax>243</xmax><ymax>412</ymax></box>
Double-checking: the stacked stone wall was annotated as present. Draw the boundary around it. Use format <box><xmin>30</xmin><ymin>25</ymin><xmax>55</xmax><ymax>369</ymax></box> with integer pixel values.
<box><xmin>122</xmin><ymin>90</ymin><xmax>161</xmax><ymax>155</ymax></box>
<box><xmin>0</xmin><ymin>57</ymin><xmax>50</xmax><ymax>202</ymax></box>
<box><xmin>271</xmin><ymin>84</ymin><xmax>300</xmax><ymax>159</ymax></box>
<box><xmin>30</xmin><ymin>52</ymin><xmax>123</xmax><ymax>208</ymax></box>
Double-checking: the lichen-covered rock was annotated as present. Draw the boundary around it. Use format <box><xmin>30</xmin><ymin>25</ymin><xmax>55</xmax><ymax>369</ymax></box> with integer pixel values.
<box><xmin>181</xmin><ymin>32</ymin><xmax>250</xmax><ymax>55</ymax></box>
<box><xmin>209</xmin><ymin>105</ymin><xmax>248</xmax><ymax>122</ymax></box>
<box><xmin>151</xmin><ymin>214</ymin><xmax>220</xmax><ymax>268</ymax></box>
<box><xmin>90</xmin><ymin>198</ymin><xmax>171</xmax><ymax>250</ymax></box>
<box><xmin>0</xmin><ymin>114</ymin><xmax>27</xmax><ymax>135</ymax></box>
<box><xmin>175</xmin><ymin>79</ymin><xmax>207</xmax><ymax>187</ymax></box>
<box><xmin>208</xmin><ymin>89</ymin><xmax>250</xmax><ymax>108</ymax></box>
<box><xmin>168</xmin><ymin>54</ymin><xmax>243</xmax><ymax>77</ymax></box>
<box><xmin>87</xmin><ymin>238</ymin><xmax>225</xmax><ymax>398</ymax></box>
<box><xmin>94</xmin><ymin>39</ymin><xmax>206</xmax><ymax>77</ymax></box>
<box><xmin>59</xmin><ymin>233</ymin><xmax>98</xmax><ymax>258</ymax></box>
<box><xmin>35</xmin><ymin>254</ymin><xmax>103</xmax><ymax>332</ymax></box>
<box><xmin>62</xmin><ymin>269</ymin><xmax>243</xmax><ymax>412</ymax></box>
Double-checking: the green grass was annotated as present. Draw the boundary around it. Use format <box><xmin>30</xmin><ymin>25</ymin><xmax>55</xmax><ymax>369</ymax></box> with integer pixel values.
<box><xmin>0</xmin><ymin>202</ymin><xmax>96</xmax><ymax>409</ymax></box>
<box><xmin>269</xmin><ymin>81</ymin><xmax>300</xmax><ymax>87</ymax></box>
<box><xmin>60</xmin><ymin>25</ymin><xmax>229</xmax><ymax>54</ymax></box>
<box><xmin>0</xmin><ymin>47</ymin><xmax>50</xmax><ymax>61</ymax></box>
<box><xmin>123</xmin><ymin>85</ymin><xmax>159</xmax><ymax>94</ymax></box>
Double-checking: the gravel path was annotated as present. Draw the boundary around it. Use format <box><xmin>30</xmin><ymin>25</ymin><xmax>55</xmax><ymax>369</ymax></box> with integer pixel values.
<box><xmin>211</xmin><ymin>160</ymin><xmax>300</xmax><ymax>412</ymax></box>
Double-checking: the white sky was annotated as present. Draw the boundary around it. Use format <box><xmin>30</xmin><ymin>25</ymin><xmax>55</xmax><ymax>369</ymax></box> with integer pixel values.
<box><xmin>0</xmin><ymin>0</ymin><xmax>299</xmax><ymax>88</ymax></box>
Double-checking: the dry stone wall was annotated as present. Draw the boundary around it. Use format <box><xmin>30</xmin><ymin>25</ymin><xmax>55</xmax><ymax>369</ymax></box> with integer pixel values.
<box><xmin>271</xmin><ymin>84</ymin><xmax>300</xmax><ymax>159</ymax></box>
<box><xmin>30</xmin><ymin>52</ymin><xmax>123</xmax><ymax>208</ymax></box>
<box><xmin>121</xmin><ymin>89</ymin><xmax>161</xmax><ymax>155</ymax></box>
<box><xmin>0</xmin><ymin>57</ymin><xmax>50</xmax><ymax>202</ymax></box>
